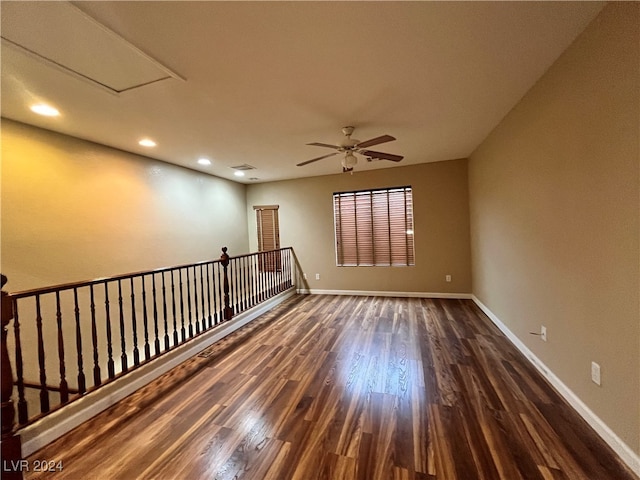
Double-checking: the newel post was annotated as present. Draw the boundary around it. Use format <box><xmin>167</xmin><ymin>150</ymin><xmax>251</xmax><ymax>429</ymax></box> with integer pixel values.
<box><xmin>220</xmin><ymin>248</ymin><xmax>234</xmax><ymax>321</ymax></box>
<box><xmin>1</xmin><ymin>274</ymin><xmax>23</xmax><ymax>479</ymax></box>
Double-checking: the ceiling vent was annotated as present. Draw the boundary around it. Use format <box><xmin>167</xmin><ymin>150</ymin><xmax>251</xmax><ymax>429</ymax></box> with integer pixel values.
<box><xmin>231</xmin><ymin>164</ymin><xmax>257</xmax><ymax>171</ymax></box>
<box><xmin>0</xmin><ymin>1</ymin><xmax>184</xmax><ymax>94</ymax></box>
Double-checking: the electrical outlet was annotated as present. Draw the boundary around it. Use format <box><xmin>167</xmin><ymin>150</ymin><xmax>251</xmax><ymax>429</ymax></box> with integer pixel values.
<box><xmin>315</xmin><ymin>273</ymin><xmax>320</xmax><ymax>280</ymax></box>
<box><xmin>591</xmin><ymin>361</ymin><xmax>601</xmax><ymax>386</ymax></box>
<box><xmin>540</xmin><ymin>325</ymin><xmax>547</xmax><ymax>342</ymax></box>
<box><xmin>445</xmin><ymin>275</ymin><xmax>452</xmax><ymax>282</ymax></box>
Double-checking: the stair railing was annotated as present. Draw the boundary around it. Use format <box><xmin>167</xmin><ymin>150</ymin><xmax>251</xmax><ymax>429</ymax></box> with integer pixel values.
<box><xmin>0</xmin><ymin>247</ymin><xmax>294</xmax><ymax>475</ymax></box>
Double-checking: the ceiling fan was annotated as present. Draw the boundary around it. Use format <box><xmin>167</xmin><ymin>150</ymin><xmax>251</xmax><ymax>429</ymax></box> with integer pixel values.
<box><xmin>297</xmin><ymin>126</ymin><xmax>403</xmax><ymax>172</ymax></box>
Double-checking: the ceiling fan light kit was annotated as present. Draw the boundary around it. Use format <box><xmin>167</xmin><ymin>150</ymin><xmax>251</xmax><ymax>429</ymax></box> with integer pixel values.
<box><xmin>342</xmin><ymin>152</ymin><xmax>358</xmax><ymax>172</ymax></box>
<box><xmin>297</xmin><ymin>126</ymin><xmax>403</xmax><ymax>173</ymax></box>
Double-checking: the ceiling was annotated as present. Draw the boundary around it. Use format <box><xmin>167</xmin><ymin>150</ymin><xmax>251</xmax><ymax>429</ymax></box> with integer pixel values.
<box><xmin>1</xmin><ymin>1</ymin><xmax>604</xmax><ymax>184</ymax></box>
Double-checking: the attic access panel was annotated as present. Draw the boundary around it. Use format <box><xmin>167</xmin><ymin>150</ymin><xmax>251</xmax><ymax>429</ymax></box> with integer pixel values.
<box><xmin>0</xmin><ymin>1</ymin><xmax>183</xmax><ymax>94</ymax></box>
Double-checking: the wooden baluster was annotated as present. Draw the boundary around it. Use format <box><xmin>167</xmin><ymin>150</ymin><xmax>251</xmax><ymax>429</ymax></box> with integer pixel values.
<box><xmin>234</xmin><ymin>259</ymin><xmax>240</xmax><ymax>313</ymax></box>
<box><xmin>277</xmin><ymin>250</ymin><xmax>283</xmax><ymax>292</ymax></box>
<box><xmin>276</xmin><ymin>250</ymin><xmax>281</xmax><ymax>292</ymax></box>
<box><xmin>249</xmin><ymin>257</ymin><xmax>254</xmax><ymax>307</ymax></box>
<box><xmin>279</xmin><ymin>250</ymin><xmax>284</xmax><ymax>290</ymax></box>
<box><xmin>205</xmin><ymin>263</ymin><xmax>213</xmax><ymax>328</ymax></box>
<box><xmin>248</xmin><ymin>258</ymin><xmax>253</xmax><ymax>305</ymax></box>
<box><xmin>129</xmin><ymin>278</ymin><xmax>140</xmax><ymax>366</ymax></box>
<box><xmin>255</xmin><ymin>254</ymin><xmax>261</xmax><ymax>303</ymax></box>
<box><xmin>73</xmin><ymin>288</ymin><xmax>86</xmax><ymax>394</ymax></box>
<box><xmin>141</xmin><ymin>276</ymin><xmax>151</xmax><ymax>361</ymax></box>
<box><xmin>262</xmin><ymin>253</ymin><xmax>267</xmax><ymax>298</ymax></box>
<box><xmin>239</xmin><ymin>258</ymin><xmax>244</xmax><ymax>312</ymax></box>
<box><xmin>282</xmin><ymin>249</ymin><xmax>286</xmax><ymax>289</ymax></box>
<box><xmin>267</xmin><ymin>253</ymin><xmax>272</xmax><ymax>297</ymax></box>
<box><xmin>117</xmin><ymin>280</ymin><xmax>128</xmax><ymax>373</ymax></box>
<box><xmin>237</xmin><ymin>258</ymin><xmax>243</xmax><ymax>312</ymax></box>
<box><xmin>35</xmin><ymin>295</ymin><xmax>50</xmax><ymax>412</ymax></box>
<box><xmin>251</xmin><ymin>255</ymin><xmax>257</xmax><ymax>307</ymax></box>
<box><xmin>245</xmin><ymin>257</ymin><xmax>251</xmax><ymax>309</ymax></box>
<box><xmin>170</xmin><ymin>270</ymin><xmax>179</xmax><ymax>346</ymax></box>
<box><xmin>270</xmin><ymin>251</ymin><xmax>276</xmax><ymax>295</ymax></box>
<box><xmin>104</xmin><ymin>282</ymin><xmax>115</xmax><ymax>379</ymax></box>
<box><xmin>255</xmin><ymin>253</ymin><xmax>261</xmax><ymax>303</ymax></box>
<box><xmin>178</xmin><ymin>270</ymin><xmax>186</xmax><ymax>342</ymax></box>
<box><xmin>283</xmin><ymin>249</ymin><xmax>288</xmax><ymax>290</ymax></box>
<box><xmin>212</xmin><ymin>263</ymin><xmax>219</xmax><ymax>325</ymax></box>
<box><xmin>272</xmin><ymin>251</ymin><xmax>277</xmax><ymax>294</ymax></box>
<box><xmin>1</xmin><ymin>275</ymin><xmax>23</xmax><ymax>480</ymax></box>
<box><xmin>89</xmin><ymin>285</ymin><xmax>101</xmax><ymax>387</ymax></box>
<box><xmin>217</xmin><ymin>261</ymin><xmax>224</xmax><ymax>322</ymax></box>
<box><xmin>264</xmin><ymin>253</ymin><xmax>269</xmax><ymax>300</ymax></box>
<box><xmin>273</xmin><ymin>251</ymin><xmax>278</xmax><ymax>294</ymax></box>
<box><xmin>260</xmin><ymin>253</ymin><xmax>266</xmax><ymax>302</ymax></box>
<box><xmin>229</xmin><ymin>259</ymin><xmax>234</xmax><ymax>313</ymax></box>
<box><xmin>151</xmin><ymin>274</ymin><xmax>160</xmax><ymax>356</ymax></box>
<box><xmin>281</xmin><ymin>249</ymin><xmax>286</xmax><ymax>290</ymax></box>
<box><xmin>288</xmin><ymin>248</ymin><xmax>293</xmax><ymax>288</ymax></box>
<box><xmin>12</xmin><ymin>301</ymin><xmax>27</xmax><ymax>424</ymax></box>
<box><xmin>274</xmin><ymin>251</ymin><xmax>279</xmax><ymax>294</ymax></box>
<box><xmin>233</xmin><ymin>258</ymin><xmax>239</xmax><ymax>313</ymax></box>
<box><xmin>220</xmin><ymin>248</ymin><xmax>233</xmax><ymax>321</ymax></box>
<box><xmin>186</xmin><ymin>268</ymin><xmax>194</xmax><ymax>337</ymax></box>
<box><xmin>242</xmin><ymin>257</ymin><xmax>248</xmax><ymax>312</ymax></box>
<box><xmin>54</xmin><ymin>292</ymin><xmax>69</xmax><ymax>402</ymax></box>
<box><xmin>191</xmin><ymin>266</ymin><xmax>199</xmax><ymax>336</ymax></box>
<box><xmin>277</xmin><ymin>250</ymin><xmax>284</xmax><ymax>293</ymax></box>
<box><xmin>161</xmin><ymin>272</ymin><xmax>170</xmax><ymax>351</ymax></box>
<box><xmin>244</xmin><ymin>258</ymin><xmax>249</xmax><ymax>307</ymax></box>
<box><xmin>264</xmin><ymin>253</ymin><xmax>269</xmax><ymax>298</ymax></box>
<box><xmin>239</xmin><ymin>257</ymin><xmax>245</xmax><ymax>311</ymax></box>
<box><xmin>199</xmin><ymin>265</ymin><xmax>206</xmax><ymax>332</ymax></box>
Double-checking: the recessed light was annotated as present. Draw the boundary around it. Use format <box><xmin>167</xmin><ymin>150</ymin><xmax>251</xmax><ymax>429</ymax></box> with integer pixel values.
<box><xmin>234</xmin><ymin>171</ymin><xmax>245</xmax><ymax>177</ymax></box>
<box><xmin>198</xmin><ymin>158</ymin><xmax>211</xmax><ymax>166</ymax></box>
<box><xmin>139</xmin><ymin>138</ymin><xmax>157</xmax><ymax>147</ymax></box>
<box><xmin>30</xmin><ymin>104</ymin><xmax>60</xmax><ymax>117</ymax></box>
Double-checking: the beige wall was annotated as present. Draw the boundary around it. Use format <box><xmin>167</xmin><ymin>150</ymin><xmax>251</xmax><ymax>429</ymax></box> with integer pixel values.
<box><xmin>247</xmin><ymin>160</ymin><xmax>472</xmax><ymax>294</ymax></box>
<box><xmin>1</xmin><ymin>120</ymin><xmax>249</xmax><ymax>291</ymax></box>
<box><xmin>469</xmin><ymin>3</ymin><xmax>639</xmax><ymax>455</ymax></box>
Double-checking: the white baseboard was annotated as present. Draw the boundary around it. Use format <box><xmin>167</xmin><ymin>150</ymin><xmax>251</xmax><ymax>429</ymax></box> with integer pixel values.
<box><xmin>471</xmin><ymin>295</ymin><xmax>640</xmax><ymax>476</ymax></box>
<box><xmin>19</xmin><ymin>288</ymin><xmax>296</xmax><ymax>457</ymax></box>
<box><xmin>296</xmin><ymin>288</ymin><xmax>472</xmax><ymax>299</ymax></box>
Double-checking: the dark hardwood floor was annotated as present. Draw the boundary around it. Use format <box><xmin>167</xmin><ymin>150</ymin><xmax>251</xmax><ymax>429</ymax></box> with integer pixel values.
<box><xmin>24</xmin><ymin>295</ymin><xmax>637</xmax><ymax>480</ymax></box>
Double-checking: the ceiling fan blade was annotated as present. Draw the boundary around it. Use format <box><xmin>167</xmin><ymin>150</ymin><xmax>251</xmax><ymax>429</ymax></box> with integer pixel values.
<box><xmin>361</xmin><ymin>150</ymin><xmax>404</xmax><ymax>162</ymax></box>
<box><xmin>356</xmin><ymin>134</ymin><xmax>396</xmax><ymax>149</ymax></box>
<box><xmin>297</xmin><ymin>152</ymin><xmax>338</xmax><ymax>166</ymax></box>
<box><xmin>306</xmin><ymin>142</ymin><xmax>342</xmax><ymax>150</ymax></box>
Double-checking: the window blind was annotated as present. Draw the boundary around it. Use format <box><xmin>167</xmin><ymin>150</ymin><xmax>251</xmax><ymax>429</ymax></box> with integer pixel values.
<box><xmin>255</xmin><ymin>206</ymin><xmax>280</xmax><ymax>252</ymax></box>
<box><xmin>334</xmin><ymin>186</ymin><xmax>415</xmax><ymax>266</ymax></box>
<box><xmin>255</xmin><ymin>205</ymin><xmax>280</xmax><ymax>272</ymax></box>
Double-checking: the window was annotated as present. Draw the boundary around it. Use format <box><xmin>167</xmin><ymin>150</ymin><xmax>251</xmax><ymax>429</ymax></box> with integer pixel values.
<box><xmin>254</xmin><ymin>205</ymin><xmax>280</xmax><ymax>272</ymax></box>
<box><xmin>333</xmin><ymin>186</ymin><xmax>415</xmax><ymax>266</ymax></box>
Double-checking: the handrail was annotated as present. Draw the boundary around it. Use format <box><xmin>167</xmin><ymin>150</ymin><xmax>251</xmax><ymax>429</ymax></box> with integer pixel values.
<box><xmin>8</xmin><ymin>248</ymin><xmax>289</xmax><ymax>299</ymax></box>
<box><xmin>0</xmin><ymin>246</ymin><xmax>294</xmax><ymax>449</ymax></box>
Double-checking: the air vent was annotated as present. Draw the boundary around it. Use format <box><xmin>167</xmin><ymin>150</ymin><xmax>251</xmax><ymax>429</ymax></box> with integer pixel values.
<box><xmin>231</xmin><ymin>164</ymin><xmax>256</xmax><ymax>171</ymax></box>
